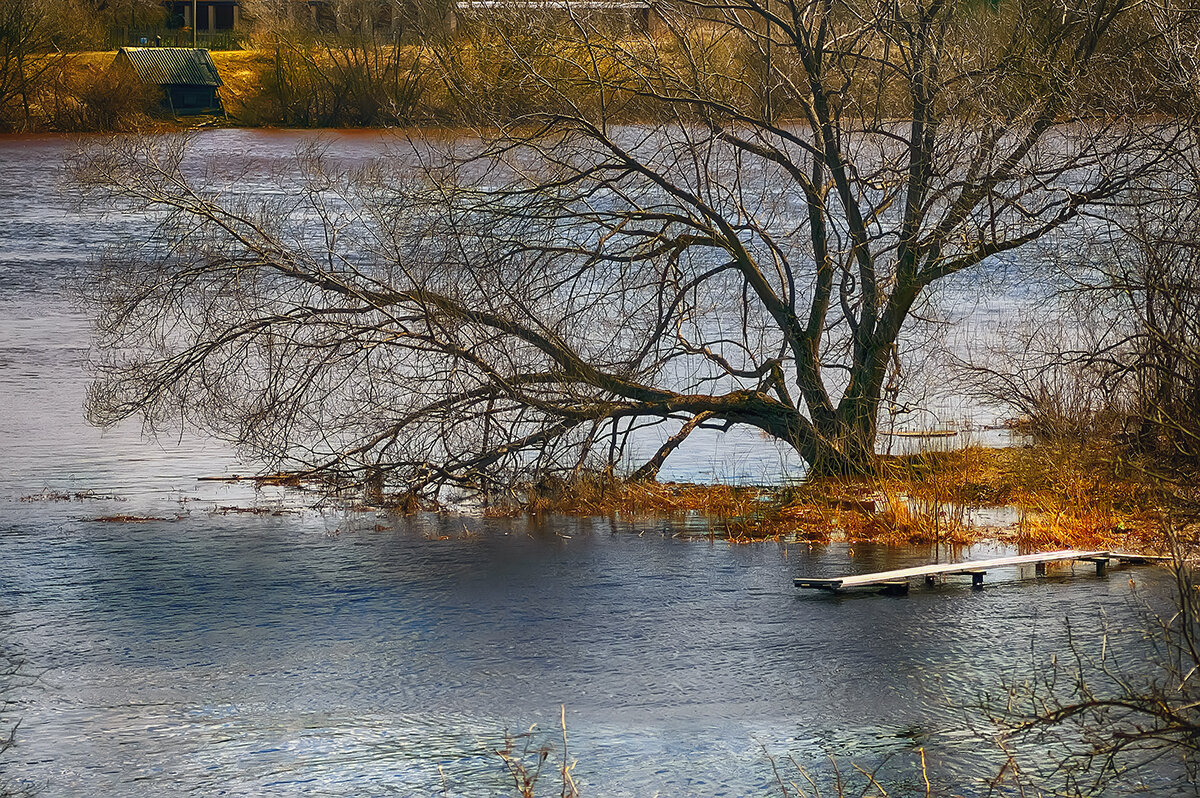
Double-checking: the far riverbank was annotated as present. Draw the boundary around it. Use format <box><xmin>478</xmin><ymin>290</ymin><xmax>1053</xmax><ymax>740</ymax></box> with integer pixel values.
<box><xmin>8</xmin><ymin>30</ymin><xmax>1192</xmax><ymax>134</ymax></box>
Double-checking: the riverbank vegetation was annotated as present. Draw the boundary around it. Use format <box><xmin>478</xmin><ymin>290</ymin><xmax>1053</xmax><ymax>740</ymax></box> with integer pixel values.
<box><xmin>4</xmin><ymin>0</ymin><xmax>1200</xmax><ymax>131</ymax></box>
<box><xmin>506</xmin><ymin>438</ymin><xmax>1168</xmax><ymax>547</ymax></box>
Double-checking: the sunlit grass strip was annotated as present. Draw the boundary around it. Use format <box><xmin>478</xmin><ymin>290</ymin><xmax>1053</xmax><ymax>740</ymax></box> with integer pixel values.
<box><xmin>500</xmin><ymin>443</ymin><xmax>1166</xmax><ymax>548</ymax></box>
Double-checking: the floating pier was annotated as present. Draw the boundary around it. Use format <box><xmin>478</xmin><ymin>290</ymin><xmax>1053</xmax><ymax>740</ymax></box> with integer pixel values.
<box><xmin>794</xmin><ymin>549</ymin><xmax>1170</xmax><ymax>594</ymax></box>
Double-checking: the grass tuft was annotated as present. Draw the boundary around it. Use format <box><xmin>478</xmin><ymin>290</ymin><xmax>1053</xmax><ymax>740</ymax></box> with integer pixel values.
<box><xmin>505</xmin><ymin>442</ymin><xmax>1167</xmax><ymax>550</ymax></box>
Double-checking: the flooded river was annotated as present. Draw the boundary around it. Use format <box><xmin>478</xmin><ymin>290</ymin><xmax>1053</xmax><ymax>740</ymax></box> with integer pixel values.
<box><xmin>0</xmin><ymin>132</ymin><xmax>1188</xmax><ymax>797</ymax></box>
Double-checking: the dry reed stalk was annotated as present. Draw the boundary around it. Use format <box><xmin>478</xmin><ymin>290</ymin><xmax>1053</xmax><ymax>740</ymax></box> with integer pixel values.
<box><xmin>414</xmin><ymin>440</ymin><xmax>1170</xmax><ymax>549</ymax></box>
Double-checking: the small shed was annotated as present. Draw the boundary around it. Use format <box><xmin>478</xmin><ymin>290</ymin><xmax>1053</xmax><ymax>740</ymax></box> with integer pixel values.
<box><xmin>113</xmin><ymin>47</ymin><xmax>224</xmax><ymax>116</ymax></box>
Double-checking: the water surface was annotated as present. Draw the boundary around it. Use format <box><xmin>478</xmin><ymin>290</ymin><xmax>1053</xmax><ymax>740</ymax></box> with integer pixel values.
<box><xmin>0</xmin><ymin>132</ymin><xmax>1187</xmax><ymax>797</ymax></box>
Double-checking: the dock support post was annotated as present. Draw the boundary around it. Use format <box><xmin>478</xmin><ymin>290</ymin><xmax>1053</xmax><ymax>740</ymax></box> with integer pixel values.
<box><xmin>1095</xmin><ymin>558</ymin><xmax>1108</xmax><ymax>576</ymax></box>
<box><xmin>1035</xmin><ymin>562</ymin><xmax>1046</xmax><ymax>576</ymax></box>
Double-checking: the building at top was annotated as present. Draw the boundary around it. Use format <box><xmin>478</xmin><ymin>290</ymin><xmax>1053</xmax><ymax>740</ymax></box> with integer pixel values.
<box><xmin>111</xmin><ymin>47</ymin><xmax>225</xmax><ymax>115</ymax></box>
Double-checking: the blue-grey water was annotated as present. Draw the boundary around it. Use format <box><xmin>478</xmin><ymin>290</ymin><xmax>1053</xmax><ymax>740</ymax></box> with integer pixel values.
<box><xmin>0</xmin><ymin>131</ymin><xmax>1189</xmax><ymax>797</ymax></box>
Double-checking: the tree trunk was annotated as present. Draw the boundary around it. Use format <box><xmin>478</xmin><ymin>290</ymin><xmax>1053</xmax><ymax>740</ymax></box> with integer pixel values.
<box><xmin>803</xmin><ymin>422</ymin><xmax>878</xmax><ymax>478</ymax></box>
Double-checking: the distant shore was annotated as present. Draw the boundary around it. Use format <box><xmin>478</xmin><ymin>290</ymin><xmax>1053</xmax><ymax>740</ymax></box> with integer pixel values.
<box><xmin>9</xmin><ymin>38</ymin><xmax>1190</xmax><ymax>134</ymax></box>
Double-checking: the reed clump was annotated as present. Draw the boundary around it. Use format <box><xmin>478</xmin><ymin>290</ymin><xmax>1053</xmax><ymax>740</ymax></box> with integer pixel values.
<box><xmin>506</xmin><ymin>441</ymin><xmax>1166</xmax><ymax>549</ymax></box>
<box><xmin>511</xmin><ymin>473</ymin><xmax>837</xmax><ymax>540</ymax></box>
<box><xmin>998</xmin><ymin>441</ymin><xmax>1163</xmax><ymax>550</ymax></box>
<box><xmin>876</xmin><ymin>443</ymin><xmax>1161</xmax><ymax>549</ymax></box>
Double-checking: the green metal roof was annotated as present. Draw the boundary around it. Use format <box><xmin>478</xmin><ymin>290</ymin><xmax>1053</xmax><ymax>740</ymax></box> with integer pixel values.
<box><xmin>116</xmin><ymin>48</ymin><xmax>223</xmax><ymax>87</ymax></box>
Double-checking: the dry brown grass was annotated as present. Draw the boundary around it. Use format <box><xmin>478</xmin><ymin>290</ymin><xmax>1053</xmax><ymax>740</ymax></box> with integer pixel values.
<box><xmin>507</xmin><ymin>442</ymin><xmax>1168</xmax><ymax>550</ymax></box>
<box><xmin>209</xmin><ymin>50</ymin><xmax>278</xmax><ymax>118</ymax></box>
<box><xmin>49</xmin><ymin>30</ymin><xmax>911</xmax><ymax>130</ymax></box>
<box><xmin>504</xmin><ymin>475</ymin><xmax>833</xmax><ymax>541</ymax></box>
<box><xmin>874</xmin><ymin>444</ymin><xmax>1162</xmax><ymax>550</ymax></box>
<box><xmin>995</xmin><ymin>443</ymin><xmax>1163</xmax><ymax>551</ymax></box>
<box><xmin>508</xmin><ymin>471</ymin><xmax>904</xmax><ymax>544</ymax></box>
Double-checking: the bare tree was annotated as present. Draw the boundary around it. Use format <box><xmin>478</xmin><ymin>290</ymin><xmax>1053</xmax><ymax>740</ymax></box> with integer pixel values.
<box><xmin>1078</xmin><ymin>182</ymin><xmax>1200</xmax><ymax>471</ymax></box>
<box><xmin>0</xmin><ymin>0</ymin><xmax>89</xmax><ymax>130</ymax></box>
<box><xmin>78</xmin><ymin>0</ymin><xmax>1189</xmax><ymax>500</ymax></box>
<box><xmin>241</xmin><ymin>0</ymin><xmax>430</xmax><ymax>126</ymax></box>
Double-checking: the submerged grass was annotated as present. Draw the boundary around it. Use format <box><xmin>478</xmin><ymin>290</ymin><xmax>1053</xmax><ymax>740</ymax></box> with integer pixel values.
<box><xmin>508</xmin><ymin>442</ymin><xmax>1168</xmax><ymax>551</ymax></box>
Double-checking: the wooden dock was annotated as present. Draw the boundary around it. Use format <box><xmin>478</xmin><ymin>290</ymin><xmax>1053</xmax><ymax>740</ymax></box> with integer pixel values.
<box><xmin>794</xmin><ymin>549</ymin><xmax>1169</xmax><ymax>594</ymax></box>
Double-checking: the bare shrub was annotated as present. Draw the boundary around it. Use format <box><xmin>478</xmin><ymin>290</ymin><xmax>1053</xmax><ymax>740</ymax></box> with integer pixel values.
<box><xmin>954</xmin><ymin>307</ymin><xmax>1136</xmax><ymax>444</ymax></box>
<box><xmin>984</xmin><ymin>531</ymin><xmax>1200</xmax><ymax>795</ymax></box>
<box><xmin>959</xmin><ymin>172</ymin><xmax>1200</xmax><ymax>482</ymax></box>
<box><xmin>42</xmin><ymin>62</ymin><xmax>158</xmax><ymax>131</ymax></box>
<box><xmin>1106</xmin><ymin>201</ymin><xmax>1200</xmax><ymax>471</ymax></box>
<box><xmin>256</xmin><ymin>36</ymin><xmax>428</xmax><ymax>126</ymax></box>
<box><xmin>0</xmin><ymin>0</ymin><xmax>89</xmax><ymax>131</ymax></box>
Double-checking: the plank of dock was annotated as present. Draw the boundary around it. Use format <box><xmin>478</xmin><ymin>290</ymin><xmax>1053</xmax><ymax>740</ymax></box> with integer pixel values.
<box><xmin>794</xmin><ymin>549</ymin><xmax>1114</xmax><ymax>591</ymax></box>
<box><xmin>1110</xmin><ymin>552</ymin><xmax>1174</xmax><ymax>564</ymax></box>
